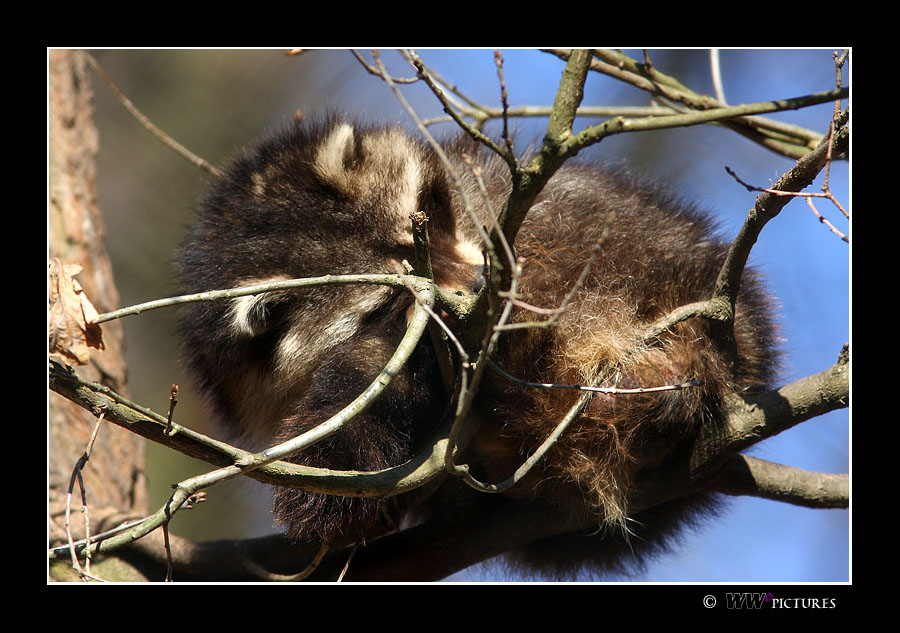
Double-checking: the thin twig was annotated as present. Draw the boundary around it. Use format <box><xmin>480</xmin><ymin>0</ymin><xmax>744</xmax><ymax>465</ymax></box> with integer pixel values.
<box><xmin>337</xmin><ymin>544</ymin><xmax>358</xmax><ymax>582</ymax></box>
<box><xmin>714</xmin><ymin>123</ymin><xmax>849</xmax><ymax>315</ymax></box>
<box><xmin>824</xmin><ymin>50</ymin><xmax>849</xmax><ymax>193</ymax></box>
<box><xmin>403</xmin><ymin>50</ymin><xmax>490</xmax><ymax>113</ymax></box>
<box><xmin>65</xmin><ymin>468</ymin><xmax>88</xmax><ymax>578</ymax></box>
<box><xmin>165</xmin><ymin>384</ymin><xmax>178</xmax><ymax>436</ymax></box>
<box><xmin>724</xmin><ymin>166</ymin><xmax>848</xmax><ymax>243</ymax></box>
<box><xmin>163</xmin><ymin>523</ymin><xmax>174</xmax><ymax>581</ymax></box>
<box><xmin>239</xmin><ymin>542</ymin><xmax>330</xmax><ymax>582</ymax></box>
<box><xmin>350</xmin><ymin>49</ymin><xmax>420</xmax><ymax>84</ymax></box>
<box><xmin>487</xmin><ymin>359</ymin><xmax>703</xmax><ymax>395</ymax></box>
<box><xmin>94</xmin><ymin>273</ymin><xmax>413</xmax><ymax>324</ymax></box>
<box><xmin>456</xmin><ymin>390</ymin><xmax>593</xmax><ymax>494</ymax></box>
<box><xmin>493</xmin><ymin>50</ymin><xmax>516</xmax><ymax>165</ymax></box>
<box><xmin>642</xmin><ymin>300</ymin><xmax>731</xmax><ymax>344</ymax></box>
<box><xmin>805</xmin><ymin>197</ymin><xmax>849</xmax><ymax>243</ymax></box>
<box><xmin>50</xmin><ymin>517</ymin><xmax>147</xmax><ymax>557</ymax></box>
<box><xmin>458</xmin><ymin>152</ymin><xmax>515</xmax><ymax>270</ymax></box>
<box><xmin>284</xmin><ymin>543</ymin><xmax>329</xmax><ymax>581</ymax></box>
<box><xmin>369</xmin><ymin>50</ymin><xmax>497</xmax><ymax>264</ymax></box>
<box><xmin>65</xmin><ymin>411</ymin><xmax>106</xmax><ymax>580</ymax></box>
<box><xmin>405</xmin><ymin>50</ymin><xmax>515</xmax><ymax>170</ymax></box>
<box><xmin>85</xmin><ymin>53</ymin><xmax>223</xmax><ymax>178</ymax></box>
<box><xmin>709</xmin><ymin>49</ymin><xmax>727</xmax><ymax>104</ymax></box>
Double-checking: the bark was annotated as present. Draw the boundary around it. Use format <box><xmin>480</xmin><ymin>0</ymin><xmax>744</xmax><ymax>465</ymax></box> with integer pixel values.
<box><xmin>48</xmin><ymin>49</ymin><xmax>149</xmax><ymax>582</ymax></box>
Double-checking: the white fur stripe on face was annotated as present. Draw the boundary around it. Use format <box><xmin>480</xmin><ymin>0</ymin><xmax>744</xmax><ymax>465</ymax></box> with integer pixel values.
<box><xmin>272</xmin><ymin>285</ymin><xmax>393</xmax><ymax>379</ymax></box>
<box><xmin>229</xmin><ymin>275</ymin><xmax>293</xmax><ymax>337</ymax></box>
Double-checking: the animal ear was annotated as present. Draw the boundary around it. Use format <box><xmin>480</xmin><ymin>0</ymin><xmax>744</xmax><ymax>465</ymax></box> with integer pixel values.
<box><xmin>312</xmin><ymin>123</ymin><xmax>356</xmax><ymax>190</ymax></box>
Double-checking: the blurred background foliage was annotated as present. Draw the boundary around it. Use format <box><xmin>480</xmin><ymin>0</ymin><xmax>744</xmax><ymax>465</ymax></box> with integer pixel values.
<box><xmin>86</xmin><ymin>48</ymin><xmax>849</xmax><ymax>582</ymax></box>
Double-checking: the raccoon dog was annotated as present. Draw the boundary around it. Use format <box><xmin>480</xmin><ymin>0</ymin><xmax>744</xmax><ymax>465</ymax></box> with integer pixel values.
<box><xmin>176</xmin><ymin>116</ymin><xmax>778</xmax><ymax>576</ymax></box>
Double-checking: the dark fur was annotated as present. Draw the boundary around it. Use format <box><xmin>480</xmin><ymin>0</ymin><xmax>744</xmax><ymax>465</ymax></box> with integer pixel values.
<box><xmin>176</xmin><ymin>117</ymin><xmax>778</xmax><ymax>576</ymax></box>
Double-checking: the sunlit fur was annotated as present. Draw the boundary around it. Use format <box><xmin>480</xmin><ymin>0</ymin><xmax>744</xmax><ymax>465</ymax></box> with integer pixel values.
<box><xmin>176</xmin><ymin>116</ymin><xmax>778</xmax><ymax>577</ymax></box>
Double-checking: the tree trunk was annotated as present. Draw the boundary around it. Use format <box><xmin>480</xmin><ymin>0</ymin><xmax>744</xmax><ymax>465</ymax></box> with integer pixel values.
<box><xmin>48</xmin><ymin>49</ymin><xmax>149</xmax><ymax>582</ymax></box>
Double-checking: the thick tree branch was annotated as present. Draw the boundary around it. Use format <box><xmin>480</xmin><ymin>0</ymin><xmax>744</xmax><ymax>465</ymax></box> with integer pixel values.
<box><xmin>712</xmin><ymin>455</ymin><xmax>848</xmax><ymax>509</ymax></box>
<box><xmin>333</xmin><ymin>347</ymin><xmax>850</xmax><ymax>580</ymax></box>
<box><xmin>49</xmin><ymin>355</ymin><xmax>450</xmax><ymax>506</ymax></box>
<box><xmin>74</xmin><ymin>345</ymin><xmax>849</xmax><ymax>580</ymax></box>
<box><xmin>118</xmin><ymin>484</ymin><xmax>591</xmax><ymax>582</ymax></box>
<box><xmin>712</xmin><ymin>344</ymin><xmax>850</xmax><ymax>459</ymax></box>
<box><xmin>494</xmin><ymin>49</ymin><xmax>593</xmax><ymax>277</ymax></box>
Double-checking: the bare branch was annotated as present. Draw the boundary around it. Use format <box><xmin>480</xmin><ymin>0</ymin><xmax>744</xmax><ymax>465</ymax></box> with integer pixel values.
<box><xmin>493</xmin><ymin>50</ymin><xmax>517</xmax><ymax>167</ymax></box>
<box><xmin>50</xmin><ymin>377</ymin><xmax>449</xmax><ymax>504</ymax></box>
<box><xmin>544</xmin><ymin>48</ymin><xmax>839</xmax><ymax>160</ymax></box>
<box><xmin>405</xmin><ymin>50</ymin><xmax>514</xmax><ymax>168</ymax></box>
<box><xmin>95</xmin><ymin>273</ymin><xmax>413</xmax><ymax>324</ymax></box>
<box><xmin>367</xmin><ymin>50</ymin><xmax>497</xmax><ymax>265</ymax></box>
<box><xmin>52</xmin><ymin>49</ymin><xmax>848</xmax><ymax>582</ymax></box>
<box><xmin>560</xmin><ymin>87</ymin><xmax>847</xmax><ymax>156</ymax></box>
<box><xmin>713</xmin><ymin>455</ymin><xmax>848</xmax><ymax>509</ymax></box>
<box><xmin>725</xmin><ymin>165</ymin><xmax>849</xmax><ymax>243</ymax></box>
<box><xmin>714</xmin><ymin>122</ymin><xmax>849</xmax><ymax>310</ymax></box>
<box><xmin>714</xmin><ymin>345</ymin><xmax>849</xmax><ymax>459</ymax></box>
<box><xmin>65</xmin><ymin>411</ymin><xmax>106</xmax><ymax>580</ymax></box>
<box><xmin>486</xmin><ymin>360</ymin><xmax>703</xmax><ymax>396</ymax></box>
<box><xmin>615</xmin><ymin>345</ymin><xmax>849</xmax><ymax>521</ymax></box>
<box><xmin>453</xmin><ymin>389</ymin><xmax>592</xmax><ymax>495</ymax></box>
<box><xmin>710</xmin><ymin>48</ymin><xmax>726</xmax><ymax>103</ymax></box>
<box><xmin>349</xmin><ymin>49</ymin><xmax>419</xmax><ymax>84</ymax></box>
<box><xmin>85</xmin><ymin>54</ymin><xmax>223</xmax><ymax>178</ymax></box>
<box><xmin>420</xmin><ymin>105</ymin><xmax>680</xmax><ymax>128</ymax></box>
<box><xmin>497</xmin><ymin>49</ymin><xmax>593</xmax><ymax>248</ymax></box>
<box><xmin>493</xmin><ymin>229</ymin><xmax>606</xmax><ymax>331</ymax></box>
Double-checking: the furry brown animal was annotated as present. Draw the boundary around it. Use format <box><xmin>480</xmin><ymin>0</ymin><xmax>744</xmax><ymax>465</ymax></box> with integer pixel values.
<box><xmin>176</xmin><ymin>116</ymin><xmax>778</xmax><ymax>576</ymax></box>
